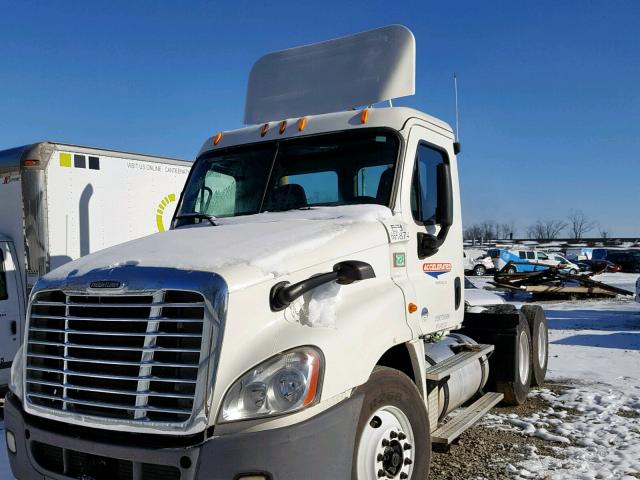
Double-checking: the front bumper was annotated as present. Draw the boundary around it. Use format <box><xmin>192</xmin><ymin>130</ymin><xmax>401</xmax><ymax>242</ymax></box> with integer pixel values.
<box><xmin>4</xmin><ymin>392</ymin><xmax>363</xmax><ymax>480</ymax></box>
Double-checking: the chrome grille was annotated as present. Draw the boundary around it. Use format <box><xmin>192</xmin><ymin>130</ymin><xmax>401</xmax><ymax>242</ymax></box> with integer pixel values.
<box><xmin>25</xmin><ymin>289</ymin><xmax>205</xmax><ymax>423</ymax></box>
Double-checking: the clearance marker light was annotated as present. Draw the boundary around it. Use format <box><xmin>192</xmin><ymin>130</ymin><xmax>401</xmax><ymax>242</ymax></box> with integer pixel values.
<box><xmin>213</xmin><ymin>132</ymin><xmax>223</xmax><ymax>145</ymax></box>
<box><xmin>260</xmin><ymin>123</ymin><xmax>270</xmax><ymax>137</ymax></box>
<box><xmin>23</xmin><ymin>159</ymin><xmax>40</xmax><ymax>167</ymax></box>
<box><xmin>297</xmin><ymin>117</ymin><xmax>308</xmax><ymax>132</ymax></box>
<box><xmin>408</xmin><ymin>303</ymin><xmax>418</xmax><ymax>314</ymax></box>
<box><xmin>279</xmin><ymin>120</ymin><xmax>287</xmax><ymax>134</ymax></box>
<box><xmin>360</xmin><ymin>108</ymin><xmax>369</xmax><ymax>124</ymax></box>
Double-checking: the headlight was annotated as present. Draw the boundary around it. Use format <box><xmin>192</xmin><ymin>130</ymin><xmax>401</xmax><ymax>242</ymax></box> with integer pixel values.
<box><xmin>9</xmin><ymin>345</ymin><xmax>24</xmax><ymax>401</ymax></box>
<box><xmin>219</xmin><ymin>346</ymin><xmax>323</xmax><ymax>422</ymax></box>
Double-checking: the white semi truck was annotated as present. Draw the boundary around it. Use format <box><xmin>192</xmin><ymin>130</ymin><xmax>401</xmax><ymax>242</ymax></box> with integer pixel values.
<box><xmin>0</xmin><ymin>142</ymin><xmax>190</xmax><ymax>387</ymax></box>
<box><xmin>5</xmin><ymin>27</ymin><xmax>549</xmax><ymax>480</ymax></box>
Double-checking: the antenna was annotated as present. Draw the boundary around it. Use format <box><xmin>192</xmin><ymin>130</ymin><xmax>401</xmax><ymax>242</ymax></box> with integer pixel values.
<box><xmin>453</xmin><ymin>73</ymin><xmax>461</xmax><ymax>154</ymax></box>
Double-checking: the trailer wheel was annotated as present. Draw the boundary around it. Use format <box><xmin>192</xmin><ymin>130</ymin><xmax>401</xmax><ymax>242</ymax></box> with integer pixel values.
<box><xmin>520</xmin><ymin>305</ymin><xmax>548</xmax><ymax>387</ymax></box>
<box><xmin>353</xmin><ymin>367</ymin><xmax>430</xmax><ymax>480</ymax></box>
<box><xmin>498</xmin><ymin>316</ymin><xmax>532</xmax><ymax>405</ymax></box>
<box><xmin>473</xmin><ymin>264</ymin><xmax>486</xmax><ymax>276</ymax></box>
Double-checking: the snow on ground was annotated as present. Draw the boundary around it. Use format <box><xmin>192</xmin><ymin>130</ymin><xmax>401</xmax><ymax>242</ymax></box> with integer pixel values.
<box><xmin>478</xmin><ymin>272</ymin><xmax>640</xmax><ymax>479</ymax></box>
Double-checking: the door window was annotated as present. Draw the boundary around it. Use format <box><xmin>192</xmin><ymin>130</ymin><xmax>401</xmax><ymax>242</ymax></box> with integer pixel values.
<box><xmin>537</xmin><ymin>252</ymin><xmax>548</xmax><ymax>260</ymax></box>
<box><xmin>411</xmin><ymin>143</ymin><xmax>448</xmax><ymax>225</ymax></box>
<box><xmin>0</xmin><ymin>250</ymin><xmax>8</xmax><ymax>301</ymax></box>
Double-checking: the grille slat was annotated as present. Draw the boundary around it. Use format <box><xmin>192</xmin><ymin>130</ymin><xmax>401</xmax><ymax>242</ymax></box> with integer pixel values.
<box><xmin>26</xmin><ymin>290</ymin><xmax>205</xmax><ymax>423</ymax></box>
<box><xmin>29</xmin><ymin>328</ymin><xmax>202</xmax><ymax>337</ymax></box>
<box><xmin>28</xmin><ymin>340</ymin><xmax>200</xmax><ymax>353</ymax></box>
<box><xmin>26</xmin><ymin>379</ymin><xmax>196</xmax><ymax>399</ymax></box>
<box><xmin>32</xmin><ymin>301</ymin><xmax>204</xmax><ymax>308</ymax></box>
<box><xmin>31</xmin><ymin>314</ymin><xmax>204</xmax><ymax>323</ymax></box>
<box><xmin>27</xmin><ymin>392</ymin><xmax>193</xmax><ymax>415</ymax></box>
<box><xmin>27</xmin><ymin>366</ymin><xmax>198</xmax><ymax>383</ymax></box>
<box><xmin>27</xmin><ymin>353</ymin><xmax>199</xmax><ymax>368</ymax></box>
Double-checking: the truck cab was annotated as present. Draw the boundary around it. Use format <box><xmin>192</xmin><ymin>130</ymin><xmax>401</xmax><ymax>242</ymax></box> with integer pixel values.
<box><xmin>5</xmin><ymin>26</ymin><xmax>546</xmax><ymax>480</ymax></box>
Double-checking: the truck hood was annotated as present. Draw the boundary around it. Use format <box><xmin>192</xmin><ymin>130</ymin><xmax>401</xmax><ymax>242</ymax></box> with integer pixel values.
<box><xmin>44</xmin><ymin>205</ymin><xmax>392</xmax><ymax>292</ymax></box>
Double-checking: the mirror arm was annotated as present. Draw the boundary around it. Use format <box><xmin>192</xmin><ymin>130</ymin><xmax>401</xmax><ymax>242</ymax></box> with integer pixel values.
<box><xmin>270</xmin><ymin>260</ymin><xmax>375</xmax><ymax>311</ymax></box>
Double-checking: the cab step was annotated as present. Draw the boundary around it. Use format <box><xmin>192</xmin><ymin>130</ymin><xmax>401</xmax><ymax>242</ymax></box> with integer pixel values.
<box><xmin>431</xmin><ymin>392</ymin><xmax>504</xmax><ymax>445</ymax></box>
<box><xmin>425</xmin><ymin>344</ymin><xmax>494</xmax><ymax>382</ymax></box>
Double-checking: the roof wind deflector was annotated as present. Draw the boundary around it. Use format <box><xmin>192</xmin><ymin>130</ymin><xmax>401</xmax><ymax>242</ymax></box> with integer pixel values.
<box><xmin>243</xmin><ymin>25</ymin><xmax>416</xmax><ymax>125</ymax></box>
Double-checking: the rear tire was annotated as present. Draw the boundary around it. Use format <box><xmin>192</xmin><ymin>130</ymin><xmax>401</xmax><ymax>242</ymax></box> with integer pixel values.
<box><xmin>497</xmin><ymin>316</ymin><xmax>532</xmax><ymax>405</ymax></box>
<box><xmin>352</xmin><ymin>367</ymin><xmax>430</xmax><ymax>480</ymax></box>
<box><xmin>504</xmin><ymin>265</ymin><xmax>517</xmax><ymax>274</ymax></box>
<box><xmin>473</xmin><ymin>264</ymin><xmax>486</xmax><ymax>276</ymax></box>
<box><xmin>520</xmin><ymin>305</ymin><xmax>548</xmax><ymax>387</ymax></box>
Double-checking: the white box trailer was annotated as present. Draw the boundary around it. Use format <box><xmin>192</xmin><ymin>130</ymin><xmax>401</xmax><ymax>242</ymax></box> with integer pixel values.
<box><xmin>0</xmin><ymin>142</ymin><xmax>190</xmax><ymax>385</ymax></box>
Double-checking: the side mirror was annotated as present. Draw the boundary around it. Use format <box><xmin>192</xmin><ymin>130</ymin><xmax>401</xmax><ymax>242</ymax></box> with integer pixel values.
<box><xmin>418</xmin><ymin>164</ymin><xmax>453</xmax><ymax>259</ymax></box>
<box><xmin>418</xmin><ymin>233</ymin><xmax>439</xmax><ymax>259</ymax></box>
<box><xmin>334</xmin><ymin>260</ymin><xmax>375</xmax><ymax>285</ymax></box>
<box><xmin>270</xmin><ymin>260</ymin><xmax>376</xmax><ymax>311</ymax></box>
<box><xmin>437</xmin><ymin>163</ymin><xmax>453</xmax><ymax>228</ymax></box>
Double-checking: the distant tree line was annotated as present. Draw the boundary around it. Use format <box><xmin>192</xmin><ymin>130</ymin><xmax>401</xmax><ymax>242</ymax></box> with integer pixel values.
<box><xmin>464</xmin><ymin>210</ymin><xmax>603</xmax><ymax>242</ymax></box>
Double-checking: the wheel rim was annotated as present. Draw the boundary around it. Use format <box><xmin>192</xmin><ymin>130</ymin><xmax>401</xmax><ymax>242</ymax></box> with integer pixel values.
<box><xmin>538</xmin><ymin>322</ymin><xmax>547</xmax><ymax>368</ymax></box>
<box><xmin>356</xmin><ymin>406</ymin><xmax>415</xmax><ymax>479</ymax></box>
<box><xmin>518</xmin><ymin>330</ymin><xmax>530</xmax><ymax>385</ymax></box>
<box><xmin>475</xmin><ymin>266</ymin><xmax>485</xmax><ymax>276</ymax></box>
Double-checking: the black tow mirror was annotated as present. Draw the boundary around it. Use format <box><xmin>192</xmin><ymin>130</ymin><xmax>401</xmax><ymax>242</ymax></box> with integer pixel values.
<box><xmin>437</xmin><ymin>163</ymin><xmax>453</xmax><ymax>228</ymax></box>
<box><xmin>418</xmin><ymin>164</ymin><xmax>454</xmax><ymax>259</ymax></box>
<box><xmin>270</xmin><ymin>260</ymin><xmax>375</xmax><ymax>311</ymax></box>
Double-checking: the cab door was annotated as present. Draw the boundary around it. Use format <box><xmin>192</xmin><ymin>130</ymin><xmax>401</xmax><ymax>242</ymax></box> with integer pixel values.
<box><xmin>0</xmin><ymin>240</ymin><xmax>24</xmax><ymax>383</ymax></box>
<box><xmin>399</xmin><ymin>125</ymin><xmax>464</xmax><ymax>336</ymax></box>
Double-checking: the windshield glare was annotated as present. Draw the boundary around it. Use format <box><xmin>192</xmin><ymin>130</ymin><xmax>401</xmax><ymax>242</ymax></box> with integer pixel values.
<box><xmin>174</xmin><ymin>129</ymin><xmax>399</xmax><ymax>227</ymax></box>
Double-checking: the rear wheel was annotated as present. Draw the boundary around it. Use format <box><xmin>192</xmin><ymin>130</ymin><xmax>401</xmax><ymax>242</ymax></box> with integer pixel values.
<box><xmin>504</xmin><ymin>265</ymin><xmax>517</xmax><ymax>274</ymax></box>
<box><xmin>498</xmin><ymin>316</ymin><xmax>532</xmax><ymax>405</ymax></box>
<box><xmin>521</xmin><ymin>305</ymin><xmax>548</xmax><ymax>387</ymax></box>
<box><xmin>353</xmin><ymin>367</ymin><xmax>430</xmax><ymax>480</ymax></box>
<box><xmin>473</xmin><ymin>264</ymin><xmax>486</xmax><ymax>276</ymax></box>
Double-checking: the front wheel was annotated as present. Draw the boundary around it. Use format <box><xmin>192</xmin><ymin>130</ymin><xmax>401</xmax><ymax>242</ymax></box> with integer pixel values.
<box><xmin>353</xmin><ymin>367</ymin><xmax>430</xmax><ymax>480</ymax></box>
<box><xmin>505</xmin><ymin>265</ymin><xmax>517</xmax><ymax>274</ymax></box>
<box><xmin>473</xmin><ymin>264</ymin><xmax>487</xmax><ymax>276</ymax></box>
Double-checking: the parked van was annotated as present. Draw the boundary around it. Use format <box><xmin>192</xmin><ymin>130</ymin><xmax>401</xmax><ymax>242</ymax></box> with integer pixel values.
<box><xmin>565</xmin><ymin>247</ymin><xmax>607</xmax><ymax>262</ymax></box>
<box><xmin>0</xmin><ymin>142</ymin><xmax>190</xmax><ymax>385</ymax></box>
<box><xmin>487</xmin><ymin>248</ymin><xmax>549</xmax><ymax>273</ymax></box>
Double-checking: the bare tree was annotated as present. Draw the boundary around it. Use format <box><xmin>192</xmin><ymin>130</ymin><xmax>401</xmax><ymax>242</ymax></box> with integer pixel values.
<box><xmin>567</xmin><ymin>210</ymin><xmax>596</xmax><ymax>240</ymax></box>
<box><xmin>599</xmin><ymin>226</ymin><xmax>609</xmax><ymax>239</ymax></box>
<box><xmin>527</xmin><ymin>220</ymin><xmax>566</xmax><ymax>240</ymax></box>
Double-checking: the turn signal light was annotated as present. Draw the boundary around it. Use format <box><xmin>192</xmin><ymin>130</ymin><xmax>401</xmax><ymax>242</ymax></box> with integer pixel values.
<box><xmin>360</xmin><ymin>108</ymin><xmax>369</xmax><ymax>124</ymax></box>
<box><xmin>213</xmin><ymin>132</ymin><xmax>223</xmax><ymax>145</ymax></box>
<box><xmin>408</xmin><ymin>303</ymin><xmax>418</xmax><ymax>314</ymax></box>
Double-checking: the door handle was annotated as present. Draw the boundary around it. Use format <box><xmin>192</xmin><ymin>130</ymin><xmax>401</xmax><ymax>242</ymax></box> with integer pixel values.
<box><xmin>11</xmin><ymin>321</ymin><xmax>17</xmax><ymax>335</ymax></box>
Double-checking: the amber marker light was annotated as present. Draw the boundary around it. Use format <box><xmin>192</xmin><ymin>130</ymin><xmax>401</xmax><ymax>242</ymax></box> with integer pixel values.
<box><xmin>260</xmin><ymin>123</ymin><xmax>270</xmax><ymax>137</ymax></box>
<box><xmin>213</xmin><ymin>132</ymin><xmax>223</xmax><ymax>145</ymax></box>
<box><xmin>297</xmin><ymin>117</ymin><xmax>308</xmax><ymax>132</ymax></box>
<box><xmin>360</xmin><ymin>108</ymin><xmax>369</xmax><ymax>124</ymax></box>
<box><xmin>408</xmin><ymin>303</ymin><xmax>418</xmax><ymax>314</ymax></box>
<box><xmin>303</xmin><ymin>349</ymin><xmax>322</xmax><ymax>406</ymax></box>
<box><xmin>279</xmin><ymin>120</ymin><xmax>287</xmax><ymax>134</ymax></box>
<box><xmin>23</xmin><ymin>159</ymin><xmax>40</xmax><ymax>167</ymax></box>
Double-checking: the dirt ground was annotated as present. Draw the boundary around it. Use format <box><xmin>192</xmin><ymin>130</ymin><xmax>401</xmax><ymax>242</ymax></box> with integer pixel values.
<box><xmin>429</xmin><ymin>382</ymin><xmax>574</xmax><ymax>480</ymax></box>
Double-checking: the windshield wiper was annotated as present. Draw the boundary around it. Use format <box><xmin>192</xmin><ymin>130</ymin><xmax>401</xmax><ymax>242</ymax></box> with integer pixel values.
<box><xmin>175</xmin><ymin>213</ymin><xmax>217</xmax><ymax>226</ymax></box>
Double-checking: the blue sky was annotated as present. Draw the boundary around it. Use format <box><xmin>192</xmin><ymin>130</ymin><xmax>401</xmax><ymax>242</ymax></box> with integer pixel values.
<box><xmin>1</xmin><ymin>0</ymin><xmax>639</xmax><ymax>236</ymax></box>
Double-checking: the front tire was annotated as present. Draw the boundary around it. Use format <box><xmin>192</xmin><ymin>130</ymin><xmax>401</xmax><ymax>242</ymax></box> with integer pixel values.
<box><xmin>353</xmin><ymin>367</ymin><xmax>430</xmax><ymax>480</ymax></box>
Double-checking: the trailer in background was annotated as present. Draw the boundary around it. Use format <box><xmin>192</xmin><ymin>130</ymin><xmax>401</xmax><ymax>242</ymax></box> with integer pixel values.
<box><xmin>0</xmin><ymin>142</ymin><xmax>191</xmax><ymax>384</ymax></box>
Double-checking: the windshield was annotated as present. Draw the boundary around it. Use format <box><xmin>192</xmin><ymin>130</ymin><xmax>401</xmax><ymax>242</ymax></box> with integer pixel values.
<box><xmin>174</xmin><ymin>129</ymin><xmax>399</xmax><ymax>227</ymax></box>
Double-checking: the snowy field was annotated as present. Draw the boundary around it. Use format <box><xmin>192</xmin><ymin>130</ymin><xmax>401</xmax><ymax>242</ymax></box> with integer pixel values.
<box><xmin>478</xmin><ymin>272</ymin><xmax>640</xmax><ymax>479</ymax></box>
<box><xmin>0</xmin><ymin>273</ymin><xmax>638</xmax><ymax>479</ymax></box>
